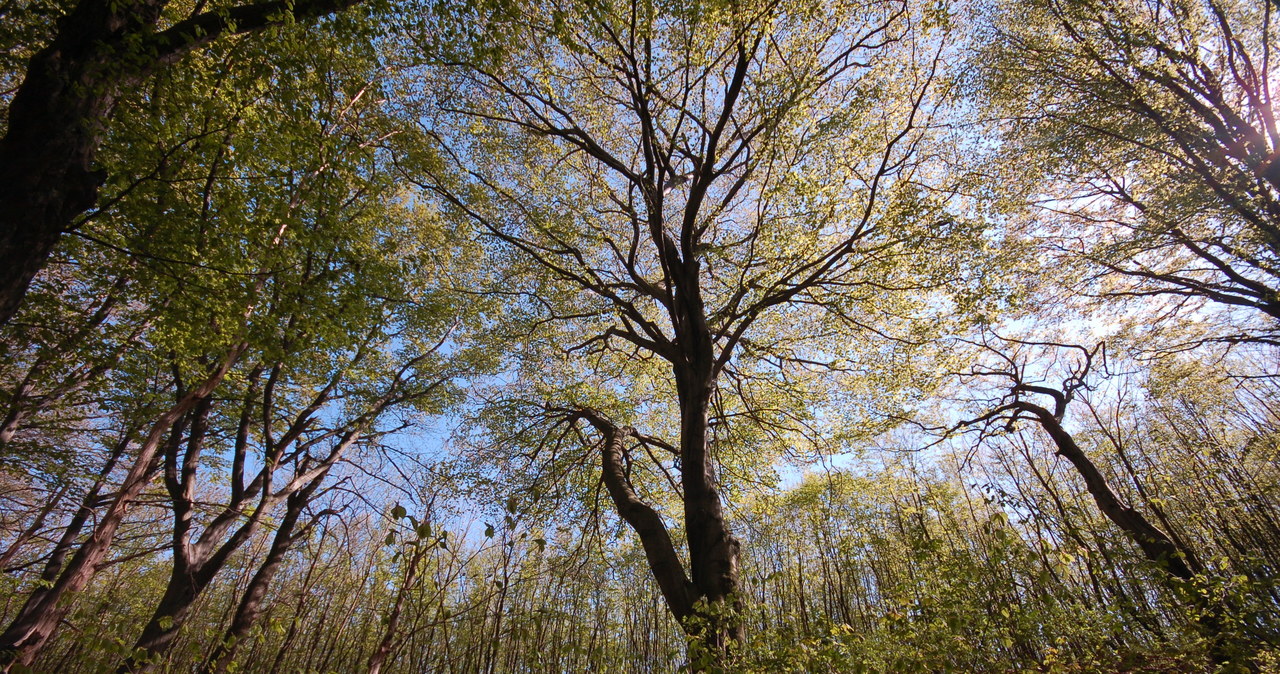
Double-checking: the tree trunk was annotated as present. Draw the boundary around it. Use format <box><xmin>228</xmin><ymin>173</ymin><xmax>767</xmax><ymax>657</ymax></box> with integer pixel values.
<box><xmin>366</xmin><ymin>544</ymin><xmax>422</xmax><ymax>674</ymax></box>
<box><xmin>0</xmin><ymin>353</ymin><xmax>239</xmax><ymax>670</ymax></box>
<box><xmin>676</xmin><ymin>369</ymin><xmax>744</xmax><ymax>659</ymax></box>
<box><xmin>584</xmin><ymin>413</ymin><xmax>695</xmax><ymax>623</ymax></box>
<box><xmin>1020</xmin><ymin>402</ymin><xmax>1200</xmax><ymax>581</ymax></box>
<box><xmin>1017</xmin><ymin>401</ymin><xmax>1233</xmax><ymax>663</ymax></box>
<box><xmin>0</xmin><ymin>415</ymin><xmax>184</xmax><ymax>670</ymax></box>
<box><xmin>0</xmin><ymin>0</ymin><xmax>141</xmax><ymax>324</ymax></box>
<box><xmin>199</xmin><ymin>492</ymin><xmax>312</xmax><ymax>674</ymax></box>
<box><xmin>118</xmin><ymin>568</ymin><xmax>208</xmax><ymax>673</ymax></box>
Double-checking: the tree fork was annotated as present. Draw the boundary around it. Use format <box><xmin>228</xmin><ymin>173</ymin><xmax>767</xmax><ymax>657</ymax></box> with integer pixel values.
<box><xmin>0</xmin><ymin>347</ymin><xmax>242</xmax><ymax>670</ymax></box>
<box><xmin>576</xmin><ymin>407</ymin><xmax>743</xmax><ymax>666</ymax></box>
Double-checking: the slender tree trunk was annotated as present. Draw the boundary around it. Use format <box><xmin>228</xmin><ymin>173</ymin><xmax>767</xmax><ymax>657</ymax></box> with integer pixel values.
<box><xmin>1020</xmin><ymin>403</ymin><xmax>1200</xmax><ymax>580</ymax></box>
<box><xmin>584</xmin><ymin>414</ymin><xmax>695</xmax><ymax>624</ymax></box>
<box><xmin>1016</xmin><ymin>401</ymin><xmax>1235</xmax><ymax>663</ymax></box>
<box><xmin>33</xmin><ymin>427</ymin><xmax>136</xmax><ymax>587</ymax></box>
<box><xmin>367</xmin><ymin>544</ymin><xmax>423</xmax><ymax>674</ymax></box>
<box><xmin>0</xmin><ymin>352</ymin><xmax>239</xmax><ymax>670</ymax></box>
<box><xmin>200</xmin><ymin>494</ymin><xmax>311</xmax><ymax>674</ymax></box>
<box><xmin>579</xmin><ymin>391</ymin><xmax>741</xmax><ymax>670</ymax></box>
<box><xmin>0</xmin><ymin>414</ymin><xmax>183</xmax><ymax>670</ymax></box>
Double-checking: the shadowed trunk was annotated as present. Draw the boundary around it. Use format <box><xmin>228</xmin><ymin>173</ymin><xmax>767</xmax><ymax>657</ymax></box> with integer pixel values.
<box><xmin>1013</xmin><ymin>399</ymin><xmax>1232</xmax><ymax>663</ymax></box>
<box><xmin>577</xmin><ymin>396</ymin><xmax>741</xmax><ymax>668</ymax></box>
<box><xmin>580</xmin><ymin>412</ymin><xmax>696</xmax><ymax>623</ymax></box>
<box><xmin>669</xmin><ymin>248</ymin><xmax>745</xmax><ymax>656</ymax></box>
<box><xmin>200</xmin><ymin>486</ymin><xmax>323</xmax><ymax>674</ymax></box>
<box><xmin>675</xmin><ymin>372</ymin><xmax>744</xmax><ymax>654</ymax></box>
<box><xmin>366</xmin><ymin>529</ymin><xmax>427</xmax><ymax>674</ymax></box>
<box><xmin>1018</xmin><ymin>402</ymin><xmax>1200</xmax><ymax>581</ymax></box>
<box><xmin>122</xmin><ymin>572</ymin><xmax>210</xmax><ymax>673</ymax></box>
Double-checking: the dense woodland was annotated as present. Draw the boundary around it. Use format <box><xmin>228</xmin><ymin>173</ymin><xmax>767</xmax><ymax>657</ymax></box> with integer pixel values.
<box><xmin>1</xmin><ymin>0</ymin><xmax>1279</xmax><ymax>671</ymax></box>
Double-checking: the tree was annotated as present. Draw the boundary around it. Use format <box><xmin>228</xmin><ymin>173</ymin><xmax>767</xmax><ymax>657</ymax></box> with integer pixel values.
<box><xmin>119</xmin><ymin>332</ymin><xmax>458</xmax><ymax>673</ymax></box>
<box><xmin>947</xmin><ymin>335</ymin><xmax>1258</xmax><ymax>664</ymax></box>
<box><xmin>411</xmin><ymin>0</ymin><xmax>968</xmax><ymax>662</ymax></box>
<box><xmin>0</xmin><ymin>345</ymin><xmax>244</xmax><ymax>670</ymax></box>
<box><xmin>196</xmin><ymin>481</ymin><xmax>335</xmax><ymax>674</ymax></box>
<box><xmin>0</xmin><ymin>0</ymin><xmax>369</xmax><ymax>325</ymax></box>
<box><xmin>954</xmin><ymin>339</ymin><xmax>1203</xmax><ymax>582</ymax></box>
<box><xmin>0</xmin><ymin>15</ymin><xmax>492</xmax><ymax>662</ymax></box>
<box><xmin>974</xmin><ymin>0</ymin><xmax>1280</xmax><ymax>349</ymax></box>
<box><xmin>7</xmin><ymin>0</ymin><xmax>1280</xmax><ymax>670</ymax></box>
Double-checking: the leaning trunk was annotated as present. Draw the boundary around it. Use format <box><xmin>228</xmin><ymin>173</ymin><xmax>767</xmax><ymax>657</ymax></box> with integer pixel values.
<box><xmin>0</xmin><ymin>0</ymin><xmax>365</xmax><ymax>324</ymax></box>
<box><xmin>0</xmin><ymin>411</ymin><xmax>186</xmax><ymax>670</ymax></box>
<box><xmin>1025</xmin><ymin>404</ymin><xmax>1199</xmax><ymax>580</ymax></box>
<box><xmin>588</xmin><ymin>415</ymin><xmax>695</xmax><ymax>623</ymax></box>
<box><xmin>200</xmin><ymin>489</ymin><xmax>314</xmax><ymax>674</ymax></box>
<box><xmin>1022</xmin><ymin>403</ymin><xmax>1232</xmax><ymax>662</ymax></box>
<box><xmin>0</xmin><ymin>353</ymin><xmax>239</xmax><ymax>670</ymax></box>
<box><xmin>118</xmin><ymin>569</ymin><xmax>208</xmax><ymax>673</ymax></box>
<box><xmin>0</xmin><ymin>0</ymin><xmax>161</xmax><ymax>325</ymax></box>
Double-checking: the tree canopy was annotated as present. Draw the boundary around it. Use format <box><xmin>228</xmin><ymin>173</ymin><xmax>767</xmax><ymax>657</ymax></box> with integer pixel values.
<box><xmin>0</xmin><ymin>0</ymin><xmax>1278</xmax><ymax>671</ymax></box>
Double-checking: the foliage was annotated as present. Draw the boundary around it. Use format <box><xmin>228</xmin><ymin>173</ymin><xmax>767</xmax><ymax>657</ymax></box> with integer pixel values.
<box><xmin>1</xmin><ymin>0</ymin><xmax>1279</xmax><ymax>671</ymax></box>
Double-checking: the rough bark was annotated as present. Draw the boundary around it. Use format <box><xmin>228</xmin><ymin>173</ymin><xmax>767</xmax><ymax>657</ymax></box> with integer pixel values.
<box><xmin>0</xmin><ymin>0</ymin><xmax>364</xmax><ymax>325</ymax></box>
